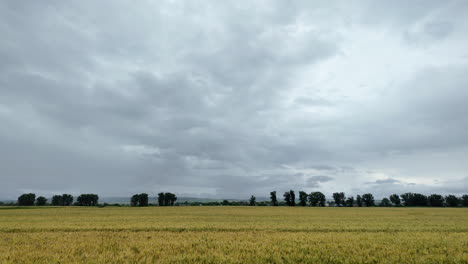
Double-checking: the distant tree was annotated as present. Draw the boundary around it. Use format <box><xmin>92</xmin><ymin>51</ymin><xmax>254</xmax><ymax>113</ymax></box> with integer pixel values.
<box><xmin>400</xmin><ymin>193</ymin><xmax>428</xmax><ymax>206</ymax></box>
<box><xmin>130</xmin><ymin>194</ymin><xmax>140</xmax><ymax>206</ymax></box>
<box><xmin>389</xmin><ymin>194</ymin><xmax>401</xmax><ymax>206</ymax></box>
<box><xmin>52</xmin><ymin>194</ymin><xmax>73</xmax><ymax>206</ymax></box>
<box><xmin>428</xmin><ymin>194</ymin><xmax>444</xmax><ymax>207</ymax></box>
<box><xmin>51</xmin><ymin>195</ymin><xmax>62</xmax><ymax>206</ymax></box>
<box><xmin>462</xmin><ymin>195</ymin><xmax>468</xmax><ymax>207</ymax></box>
<box><xmin>17</xmin><ymin>193</ymin><xmax>36</xmax><ymax>206</ymax></box>
<box><xmin>36</xmin><ymin>196</ymin><xmax>47</xmax><ymax>206</ymax></box>
<box><xmin>356</xmin><ymin>195</ymin><xmax>362</xmax><ymax>207</ymax></box>
<box><xmin>169</xmin><ymin>193</ymin><xmax>177</xmax><ymax>206</ymax></box>
<box><xmin>308</xmin><ymin>192</ymin><xmax>326</xmax><ymax>207</ymax></box>
<box><xmin>270</xmin><ymin>191</ymin><xmax>278</xmax><ymax>206</ymax></box>
<box><xmin>345</xmin><ymin>196</ymin><xmax>354</xmax><ymax>207</ymax></box>
<box><xmin>160</xmin><ymin>192</ymin><xmax>177</xmax><ymax>206</ymax></box>
<box><xmin>76</xmin><ymin>194</ymin><xmax>99</xmax><ymax>206</ymax></box>
<box><xmin>413</xmin><ymin>193</ymin><xmax>428</xmax><ymax>206</ymax></box>
<box><xmin>298</xmin><ymin>191</ymin><xmax>308</xmax><ymax>206</ymax></box>
<box><xmin>249</xmin><ymin>195</ymin><xmax>256</xmax><ymax>206</ymax></box>
<box><xmin>62</xmin><ymin>194</ymin><xmax>73</xmax><ymax>206</ymax></box>
<box><xmin>289</xmin><ymin>190</ymin><xmax>295</xmax><ymax>206</ymax></box>
<box><xmin>332</xmin><ymin>192</ymin><xmax>346</xmax><ymax>207</ymax></box>
<box><xmin>361</xmin><ymin>193</ymin><xmax>375</xmax><ymax>207</ymax></box>
<box><xmin>139</xmin><ymin>193</ymin><xmax>149</xmax><ymax>206</ymax></box>
<box><xmin>400</xmin><ymin>193</ymin><xmax>410</xmax><ymax>206</ymax></box>
<box><xmin>91</xmin><ymin>194</ymin><xmax>99</xmax><ymax>206</ymax></box>
<box><xmin>379</xmin><ymin>198</ymin><xmax>391</xmax><ymax>207</ymax></box>
<box><xmin>170</xmin><ymin>193</ymin><xmax>177</xmax><ymax>206</ymax></box>
<box><xmin>445</xmin><ymin>195</ymin><xmax>459</xmax><ymax>207</ymax></box>
<box><xmin>165</xmin><ymin>194</ymin><xmax>171</xmax><ymax>206</ymax></box>
<box><xmin>157</xmin><ymin>192</ymin><xmax>164</xmax><ymax>206</ymax></box>
<box><xmin>283</xmin><ymin>191</ymin><xmax>291</xmax><ymax>206</ymax></box>
<box><xmin>222</xmin><ymin>200</ymin><xmax>230</xmax><ymax>206</ymax></box>
<box><xmin>76</xmin><ymin>194</ymin><xmax>85</xmax><ymax>206</ymax></box>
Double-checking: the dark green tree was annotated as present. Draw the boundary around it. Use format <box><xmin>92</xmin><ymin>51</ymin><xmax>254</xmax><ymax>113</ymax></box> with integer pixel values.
<box><xmin>17</xmin><ymin>193</ymin><xmax>36</xmax><ymax>206</ymax></box>
<box><xmin>163</xmin><ymin>193</ymin><xmax>171</xmax><ymax>206</ymax></box>
<box><xmin>51</xmin><ymin>195</ymin><xmax>62</xmax><ymax>206</ymax></box>
<box><xmin>428</xmin><ymin>194</ymin><xmax>444</xmax><ymax>207</ymax></box>
<box><xmin>130</xmin><ymin>194</ymin><xmax>140</xmax><ymax>206</ymax></box>
<box><xmin>445</xmin><ymin>195</ymin><xmax>459</xmax><ymax>207</ymax></box>
<box><xmin>52</xmin><ymin>194</ymin><xmax>73</xmax><ymax>206</ymax></box>
<box><xmin>90</xmin><ymin>194</ymin><xmax>99</xmax><ymax>206</ymax></box>
<box><xmin>270</xmin><ymin>191</ymin><xmax>278</xmax><ymax>206</ymax></box>
<box><xmin>139</xmin><ymin>193</ymin><xmax>149</xmax><ymax>206</ymax></box>
<box><xmin>308</xmin><ymin>192</ymin><xmax>326</xmax><ymax>207</ymax></box>
<box><xmin>345</xmin><ymin>196</ymin><xmax>354</xmax><ymax>207</ymax></box>
<box><xmin>76</xmin><ymin>194</ymin><xmax>99</xmax><ymax>206</ymax></box>
<box><xmin>400</xmin><ymin>193</ymin><xmax>428</xmax><ymax>206</ymax></box>
<box><xmin>362</xmin><ymin>193</ymin><xmax>375</xmax><ymax>207</ymax></box>
<box><xmin>62</xmin><ymin>194</ymin><xmax>73</xmax><ymax>206</ymax></box>
<box><xmin>332</xmin><ymin>192</ymin><xmax>346</xmax><ymax>206</ymax></box>
<box><xmin>462</xmin><ymin>195</ymin><xmax>468</xmax><ymax>207</ymax></box>
<box><xmin>389</xmin><ymin>194</ymin><xmax>401</xmax><ymax>206</ymax></box>
<box><xmin>249</xmin><ymin>195</ymin><xmax>256</xmax><ymax>206</ymax></box>
<box><xmin>170</xmin><ymin>193</ymin><xmax>177</xmax><ymax>206</ymax></box>
<box><xmin>222</xmin><ymin>200</ymin><xmax>230</xmax><ymax>206</ymax></box>
<box><xmin>283</xmin><ymin>191</ymin><xmax>291</xmax><ymax>206</ymax></box>
<box><xmin>400</xmin><ymin>193</ymin><xmax>410</xmax><ymax>206</ymax></box>
<box><xmin>379</xmin><ymin>198</ymin><xmax>391</xmax><ymax>207</ymax></box>
<box><xmin>356</xmin><ymin>195</ymin><xmax>362</xmax><ymax>207</ymax></box>
<box><xmin>289</xmin><ymin>190</ymin><xmax>295</xmax><ymax>206</ymax></box>
<box><xmin>298</xmin><ymin>191</ymin><xmax>308</xmax><ymax>206</ymax></box>
<box><xmin>161</xmin><ymin>192</ymin><xmax>177</xmax><ymax>206</ymax></box>
<box><xmin>157</xmin><ymin>192</ymin><xmax>164</xmax><ymax>206</ymax></box>
<box><xmin>36</xmin><ymin>196</ymin><xmax>47</xmax><ymax>206</ymax></box>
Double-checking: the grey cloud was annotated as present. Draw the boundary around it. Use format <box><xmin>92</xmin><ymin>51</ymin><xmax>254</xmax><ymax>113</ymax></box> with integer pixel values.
<box><xmin>1</xmin><ymin>1</ymin><xmax>468</xmax><ymax>199</ymax></box>
<box><xmin>367</xmin><ymin>178</ymin><xmax>401</xmax><ymax>185</ymax></box>
<box><xmin>306</xmin><ymin>176</ymin><xmax>334</xmax><ymax>188</ymax></box>
<box><xmin>357</xmin><ymin>66</ymin><xmax>468</xmax><ymax>154</ymax></box>
<box><xmin>308</xmin><ymin>165</ymin><xmax>337</xmax><ymax>171</ymax></box>
<box><xmin>357</xmin><ymin>177</ymin><xmax>468</xmax><ymax>199</ymax></box>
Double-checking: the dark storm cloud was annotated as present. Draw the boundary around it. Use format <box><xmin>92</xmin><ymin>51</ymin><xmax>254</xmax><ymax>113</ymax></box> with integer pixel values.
<box><xmin>1</xmin><ymin>1</ymin><xmax>468</xmax><ymax>199</ymax></box>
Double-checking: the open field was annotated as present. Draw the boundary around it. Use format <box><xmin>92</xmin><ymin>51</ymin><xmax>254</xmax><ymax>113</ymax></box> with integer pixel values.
<box><xmin>1</xmin><ymin>207</ymin><xmax>467</xmax><ymax>263</ymax></box>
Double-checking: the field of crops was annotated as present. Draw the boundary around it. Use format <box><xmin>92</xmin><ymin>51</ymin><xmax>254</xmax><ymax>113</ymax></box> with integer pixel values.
<box><xmin>1</xmin><ymin>206</ymin><xmax>467</xmax><ymax>263</ymax></box>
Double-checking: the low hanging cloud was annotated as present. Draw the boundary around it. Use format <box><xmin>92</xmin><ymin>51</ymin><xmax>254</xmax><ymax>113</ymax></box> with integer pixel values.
<box><xmin>1</xmin><ymin>1</ymin><xmax>468</xmax><ymax>199</ymax></box>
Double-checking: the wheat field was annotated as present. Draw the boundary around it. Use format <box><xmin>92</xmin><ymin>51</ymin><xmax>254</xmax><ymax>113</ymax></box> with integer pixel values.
<box><xmin>1</xmin><ymin>206</ymin><xmax>467</xmax><ymax>263</ymax></box>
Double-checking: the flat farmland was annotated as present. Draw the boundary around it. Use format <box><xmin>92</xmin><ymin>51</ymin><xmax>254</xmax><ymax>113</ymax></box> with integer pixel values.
<box><xmin>0</xmin><ymin>207</ymin><xmax>467</xmax><ymax>263</ymax></box>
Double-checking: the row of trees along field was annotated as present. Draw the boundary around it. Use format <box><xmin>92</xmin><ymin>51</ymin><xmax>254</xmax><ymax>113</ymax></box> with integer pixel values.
<box><xmin>8</xmin><ymin>191</ymin><xmax>468</xmax><ymax>207</ymax></box>
<box><xmin>130</xmin><ymin>192</ymin><xmax>177</xmax><ymax>206</ymax></box>
<box><xmin>15</xmin><ymin>193</ymin><xmax>100</xmax><ymax>206</ymax></box>
<box><xmin>11</xmin><ymin>192</ymin><xmax>177</xmax><ymax>207</ymax></box>
<box><xmin>255</xmin><ymin>191</ymin><xmax>468</xmax><ymax>207</ymax></box>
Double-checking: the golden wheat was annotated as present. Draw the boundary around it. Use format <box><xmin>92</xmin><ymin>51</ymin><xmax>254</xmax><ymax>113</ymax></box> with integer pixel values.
<box><xmin>0</xmin><ymin>207</ymin><xmax>467</xmax><ymax>263</ymax></box>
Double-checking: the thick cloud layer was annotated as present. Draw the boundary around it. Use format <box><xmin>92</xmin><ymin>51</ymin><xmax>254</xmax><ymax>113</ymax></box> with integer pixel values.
<box><xmin>1</xmin><ymin>1</ymin><xmax>467</xmax><ymax>199</ymax></box>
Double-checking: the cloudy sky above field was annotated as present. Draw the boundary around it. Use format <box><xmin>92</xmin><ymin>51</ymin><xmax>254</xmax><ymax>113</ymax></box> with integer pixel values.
<box><xmin>1</xmin><ymin>1</ymin><xmax>468</xmax><ymax>200</ymax></box>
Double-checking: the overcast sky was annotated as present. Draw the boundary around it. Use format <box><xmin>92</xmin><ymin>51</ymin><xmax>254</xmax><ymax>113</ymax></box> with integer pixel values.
<box><xmin>1</xmin><ymin>1</ymin><xmax>468</xmax><ymax>200</ymax></box>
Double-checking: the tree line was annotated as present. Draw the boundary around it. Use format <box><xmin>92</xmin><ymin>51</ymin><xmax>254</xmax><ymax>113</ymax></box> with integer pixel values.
<box><xmin>15</xmin><ymin>193</ymin><xmax>100</xmax><ymax>206</ymax></box>
<box><xmin>130</xmin><ymin>192</ymin><xmax>177</xmax><ymax>206</ymax></box>
<box><xmin>249</xmin><ymin>191</ymin><xmax>468</xmax><ymax>207</ymax></box>
<box><xmin>11</xmin><ymin>192</ymin><xmax>178</xmax><ymax>207</ymax></box>
<box><xmin>7</xmin><ymin>191</ymin><xmax>468</xmax><ymax>207</ymax></box>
